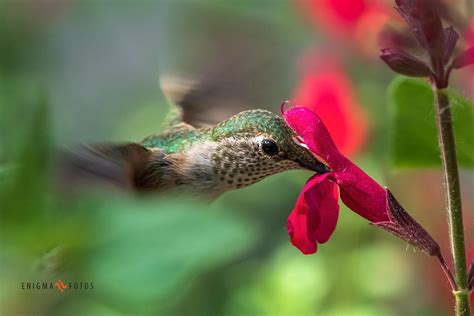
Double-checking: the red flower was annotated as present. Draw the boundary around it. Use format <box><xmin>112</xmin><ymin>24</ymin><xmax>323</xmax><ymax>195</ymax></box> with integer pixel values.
<box><xmin>284</xmin><ymin>106</ymin><xmax>438</xmax><ymax>255</ymax></box>
<box><xmin>295</xmin><ymin>0</ymin><xmax>392</xmax><ymax>55</ymax></box>
<box><xmin>293</xmin><ymin>55</ymin><xmax>368</xmax><ymax>157</ymax></box>
<box><xmin>297</xmin><ymin>0</ymin><xmax>369</xmax><ymax>36</ymax></box>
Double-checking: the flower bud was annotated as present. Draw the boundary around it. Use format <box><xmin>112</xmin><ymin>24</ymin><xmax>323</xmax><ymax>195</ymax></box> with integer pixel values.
<box><xmin>443</xmin><ymin>26</ymin><xmax>459</xmax><ymax>64</ymax></box>
<box><xmin>395</xmin><ymin>0</ymin><xmax>445</xmax><ymax>59</ymax></box>
<box><xmin>380</xmin><ymin>48</ymin><xmax>431</xmax><ymax>77</ymax></box>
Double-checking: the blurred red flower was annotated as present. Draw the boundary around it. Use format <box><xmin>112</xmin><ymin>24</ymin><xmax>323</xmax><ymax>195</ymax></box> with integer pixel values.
<box><xmin>295</xmin><ymin>0</ymin><xmax>392</xmax><ymax>55</ymax></box>
<box><xmin>296</xmin><ymin>0</ymin><xmax>368</xmax><ymax>34</ymax></box>
<box><xmin>293</xmin><ymin>54</ymin><xmax>368</xmax><ymax>157</ymax></box>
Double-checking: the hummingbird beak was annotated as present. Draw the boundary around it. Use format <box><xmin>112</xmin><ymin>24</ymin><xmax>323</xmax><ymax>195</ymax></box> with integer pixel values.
<box><xmin>291</xmin><ymin>136</ymin><xmax>331</xmax><ymax>174</ymax></box>
<box><xmin>297</xmin><ymin>157</ymin><xmax>331</xmax><ymax>174</ymax></box>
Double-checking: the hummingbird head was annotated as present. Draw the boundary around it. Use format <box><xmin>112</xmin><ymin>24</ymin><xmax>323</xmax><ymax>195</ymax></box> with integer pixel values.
<box><xmin>209</xmin><ymin>109</ymin><xmax>330</xmax><ymax>189</ymax></box>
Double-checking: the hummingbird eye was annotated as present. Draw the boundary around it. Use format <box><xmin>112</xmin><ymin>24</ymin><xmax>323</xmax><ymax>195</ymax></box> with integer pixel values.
<box><xmin>261</xmin><ymin>139</ymin><xmax>279</xmax><ymax>156</ymax></box>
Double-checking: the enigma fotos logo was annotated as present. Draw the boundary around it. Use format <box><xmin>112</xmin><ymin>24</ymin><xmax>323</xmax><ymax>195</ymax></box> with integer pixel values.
<box><xmin>21</xmin><ymin>280</ymin><xmax>94</xmax><ymax>293</ymax></box>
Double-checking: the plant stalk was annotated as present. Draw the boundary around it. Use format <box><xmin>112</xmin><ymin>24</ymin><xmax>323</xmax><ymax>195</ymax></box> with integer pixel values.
<box><xmin>433</xmin><ymin>88</ymin><xmax>470</xmax><ymax>316</ymax></box>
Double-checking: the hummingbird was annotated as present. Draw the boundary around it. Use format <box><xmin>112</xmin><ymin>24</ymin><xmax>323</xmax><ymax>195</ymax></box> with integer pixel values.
<box><xmin>59</xmin><ymin>79</ymin><xmax>329</xmax><ymax>199</ymax></box>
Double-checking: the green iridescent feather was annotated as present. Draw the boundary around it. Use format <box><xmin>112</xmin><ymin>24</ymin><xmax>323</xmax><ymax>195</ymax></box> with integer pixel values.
<box><xmin>141</xmin><ymin>110</ymin><xmax>296</xmax><ymax>154</ymax></box>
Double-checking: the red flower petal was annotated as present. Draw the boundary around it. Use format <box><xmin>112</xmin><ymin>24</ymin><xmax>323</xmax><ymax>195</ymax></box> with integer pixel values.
<box><xmin>284</xmin><ymin>106</ymin><xmax>390</xmax><ymax>223</ymax></box>
<box><xmin>288</xmin><ymin>173</ymin><xmax>340</xmax><ymax>254</ymax></box>
<box><xmin>283</xmin><ymin>106</ymin><xmax>342</xmax><ymax>166</ymax></box>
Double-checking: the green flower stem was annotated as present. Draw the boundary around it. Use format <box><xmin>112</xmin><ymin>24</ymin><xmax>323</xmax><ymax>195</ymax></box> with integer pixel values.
<box><xmin>433</xmin><ymin>88</ymin><xmax>471</xmax><ymax>316</ymax></box>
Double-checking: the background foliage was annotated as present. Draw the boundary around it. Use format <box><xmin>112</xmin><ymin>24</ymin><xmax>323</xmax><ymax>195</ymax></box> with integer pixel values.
<box><xmin>389</xmin><ymin>77</ymin><xmax>474</xmax><ymax>167</ymax></box>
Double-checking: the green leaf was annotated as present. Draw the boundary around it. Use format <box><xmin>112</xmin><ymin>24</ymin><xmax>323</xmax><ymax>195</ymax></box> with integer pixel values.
<box><xmin>0</xmin><ymin>88</ymin><xmax>53</xmax><ymax>223</ymax></box>
<box><xmin>83</xmin><ymin>197</ymin><xmax>257</xmax><ymax>311</ymax></box>
<box><xmin>388</xmin><ymin>77</ymin><xmax>474</xmax><ymax>168</ymax></box>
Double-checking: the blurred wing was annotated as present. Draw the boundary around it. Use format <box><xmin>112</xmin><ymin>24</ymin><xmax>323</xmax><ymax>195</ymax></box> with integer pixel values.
<box><xmin>160</xmin><ymin>75</ymin><xmax>224</xmax><ymax>128</ymax></box>
<box><xmin>57</xmin><ymin>143</ymin><xmax>151</xmax><ymax>191</ymax></box>
<box><xmin>159</xmin><ymin>9</ymin><xmax>297</xmax><ymax>127</ymax></box>
<box><xmin>159</xmin><ymin>50</ymin><xmax>268</xmax><ymax>127</ymax></box>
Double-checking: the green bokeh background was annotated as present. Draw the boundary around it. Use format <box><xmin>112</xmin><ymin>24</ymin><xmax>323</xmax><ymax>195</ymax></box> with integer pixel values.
<box><xmin>1</xmin><ymin>1</ymin><xmax>472</xmax><ymax>315</ymax></box>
